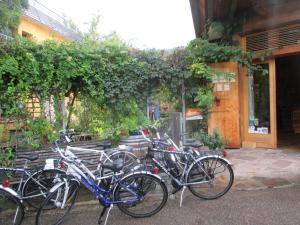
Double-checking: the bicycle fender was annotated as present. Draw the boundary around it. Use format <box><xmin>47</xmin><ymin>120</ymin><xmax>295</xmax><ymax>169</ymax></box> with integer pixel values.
<box><xmin>112</xmin><ymin>171</ymin><xmax>165</xmax><ymax>195</ymax></box>
<box><xmin>49</xmin><ymin>181</ymin><xmax>66</xmax><ymax>193</ymax></box>
<box><xmin>196</xmin><ymin>155</ymin><xmax>232</xmax><ymax>165</ymax></box>
<box><xmin>0</xmin><ymin>185</ymin><xmax>19</xmax><ymax>198</ymax></box>
<box><xmin>49</xmin><ymin>178</ymin><xmax>80</xmax><ymax>193</ymax></box>
<box><xmin>186</xmin><ymin>156</ymin><xmax>232</xmax><ymax>183</ymax></box>
<box><xmin>125</xmin><ymin>170</ymin><xmax>165</xmax><ymax>182</ymax></box>
<box><xmin>22</xmin><ymin>169</ymin><xmax>66</xmax><ymax>195</ymax></box>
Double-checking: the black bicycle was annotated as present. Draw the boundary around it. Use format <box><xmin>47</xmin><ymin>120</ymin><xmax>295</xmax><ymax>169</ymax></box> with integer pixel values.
<box><xmin>0</xmin><ymin>153</ymin><xmax>65</xmax><ymax>225</ymax></box>
<box><xmin>140</xmin><ymin>127</ymin><xmax>234</xmax><ymax>204</ymax></box>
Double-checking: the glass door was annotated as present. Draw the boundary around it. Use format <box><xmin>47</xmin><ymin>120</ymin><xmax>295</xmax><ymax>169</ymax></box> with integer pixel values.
<box><xmin>243</xmin><ymin>59</ymin><xmax>277</xmax><ymax>148</ymax></box>
<box><xmin>248</xmin><ymin>63</ymin><xmax>271</xmax><ymax>135</ymax></box>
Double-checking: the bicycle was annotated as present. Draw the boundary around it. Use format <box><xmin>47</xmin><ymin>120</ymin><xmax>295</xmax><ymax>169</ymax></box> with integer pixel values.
<box><xmin>61</xmin><ymin>130</ymin><xmax>139</xmax><ymax>174</ymax></box>
<box><xmin>35</xmin><ymin>139</ymin><xmax>168</xmax><ymax>225</ymax></box>
<box><xmin>0</xmin><ymin>153</ymin><xmax>65</xmax><ymax>225</ymax></box>
<box><xmin>139</xmin><ymin>127</ymin><xmax>234</xmax><ymax>205</ymax></box>
<box><xmin>57</xmin><ymin>132</ymin><xmax>141</xmax><ymax>187</ymax></box>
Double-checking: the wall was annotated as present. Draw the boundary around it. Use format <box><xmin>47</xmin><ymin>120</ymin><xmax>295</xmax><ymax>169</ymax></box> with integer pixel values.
<box><xmin>17</xmin><ymin>16</ymin><xmax>66</xmax><ymax>42</ymax></box>
<box><xmin>208</xmin><ymin>62</ymin><xmax>241</xmax><ymax>148</ymax></box>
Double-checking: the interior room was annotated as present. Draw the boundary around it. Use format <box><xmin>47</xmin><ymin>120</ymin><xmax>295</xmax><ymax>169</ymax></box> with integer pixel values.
<box><xmin>276</xmin><ymin>55</ymin><xmax>300</xmax><ymax>150</ymax></box>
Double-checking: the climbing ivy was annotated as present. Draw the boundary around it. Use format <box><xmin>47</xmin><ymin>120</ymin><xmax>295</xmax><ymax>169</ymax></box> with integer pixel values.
<box><xmin>0</xmin><ymin>34</ymin><xmax>264</xmax><ymax>144</ymax></box>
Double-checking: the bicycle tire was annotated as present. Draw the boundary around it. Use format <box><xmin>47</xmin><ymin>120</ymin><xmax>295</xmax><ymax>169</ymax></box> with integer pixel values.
<box><xmin>187</xmin><ymin>157</ymin><xmax>234</xmax><ymax>200</ymax></box>
<box><xmin>114</xmin><ymin>173</ymin><xmax>168</xmax><ymax>218</ymax></box>
<box><xmin>0</xmin><ymin>189</ymin><xmax>24</xmax><ymax>225</ymax></box>
<box><xmin>35</xmin><ymin>179</ymin><xmax>79</xmax><ymax>225</ymax></box>
<box><xmin>22</xmin><ymin>169</ymin><xmax>66</xmax><ymax>209</ymax></box>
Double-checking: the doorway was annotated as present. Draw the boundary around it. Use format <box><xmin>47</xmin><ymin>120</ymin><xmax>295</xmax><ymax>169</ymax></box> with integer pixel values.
<box><xmin>276</xmin><ymin>55</ymin><xmax>300</xmax><ymax>150</ymax></box>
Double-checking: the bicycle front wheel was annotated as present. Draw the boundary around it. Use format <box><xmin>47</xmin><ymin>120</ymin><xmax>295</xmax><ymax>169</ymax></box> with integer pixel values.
<box><xmin>0</xmin><ymin>189</ymin><xmax>24</xmax><ymax>225</ymax></box>
<box><xmin>114</xmin><ymin>173</ymin><xmax>168</xmax><ymax>218</ymax></box>
<box><xmin>187</xmin><ymin>157</ymin><xmax>234</xmax><ymax>200</ymax></box>
<box><xmin>35</xmin><ymin>180</ymin><xmax>79</xmax><ymax>225</ymax></box>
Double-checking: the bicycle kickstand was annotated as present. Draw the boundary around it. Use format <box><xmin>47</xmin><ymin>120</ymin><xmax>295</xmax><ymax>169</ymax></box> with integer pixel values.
<box><xmin>179</xmin><ymin>186</ymin><xmax>186</xmax><ymax>208</ymax></box>
<box><xmin>98</xmin><ymin>204</ymin><xmax>113</xmax><ymax>225</ymax></box>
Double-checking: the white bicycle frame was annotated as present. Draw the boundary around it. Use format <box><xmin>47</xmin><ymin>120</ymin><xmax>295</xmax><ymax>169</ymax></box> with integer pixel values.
<box><xmin>64</xmin><ymin>146</ymin><xmax>113</xmax><ymax>173</ymax></box>
<box><xmin>51</xmin><ymin>147</ymin><xmax>113</xmax><ymax>208</ymax></box>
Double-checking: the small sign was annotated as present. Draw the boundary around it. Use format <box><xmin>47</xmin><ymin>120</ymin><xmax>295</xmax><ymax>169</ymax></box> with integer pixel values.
<box><xmin>44</xmin><ymin>159</ymin><xmax>55</xmax><ymax>170</ymax></box>
<box><xmin>216</xmin><ymin>84</ymin><xmax>223</xmax><ymax>92</ymax></box>
<box><xmin>223</xmin><ymin>83</ymin><xmax>230</xmax><ymax>91</ymax></box>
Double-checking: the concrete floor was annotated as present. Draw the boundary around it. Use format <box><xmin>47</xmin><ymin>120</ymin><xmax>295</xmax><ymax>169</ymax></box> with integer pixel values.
<box><xmin>23</xmin><ymin>186</ymin><xmax>300</xmax><ymax>225</ymax></box>
<box><xmin>277</xmin><ymin>132</ymin><xmax>300</xmax><ymax>151</ymax></box>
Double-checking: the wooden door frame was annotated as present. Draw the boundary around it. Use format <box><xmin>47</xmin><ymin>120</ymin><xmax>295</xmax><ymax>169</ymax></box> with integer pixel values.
<box><xmin>241</xmin><ymin>59</ymin><xmax>277</xmax><ymax>148</ymax></box>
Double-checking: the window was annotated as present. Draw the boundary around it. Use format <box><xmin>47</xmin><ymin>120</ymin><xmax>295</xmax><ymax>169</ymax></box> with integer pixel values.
<box><xmin>21</xmin><ymin>31</ymin><xmax>33</xmax><ymax>39</ymax></box>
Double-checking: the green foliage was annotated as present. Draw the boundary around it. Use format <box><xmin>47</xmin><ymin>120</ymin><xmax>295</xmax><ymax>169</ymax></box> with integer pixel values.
<box><xmin>194</xmin><ymin>129</ymin><xmax>227</xmax><ymax>150</ymax></box>
<box><xmin>72</xmin><ymin>99</ymin><xmax>148</xmax><ymax>144</ymax></box>
<box><xmin>0</xmin><ymin>147</ymin><xmax>15</xmax><ymax>167</ymax></box>
<box><xmin>194</xmin><ymin>86</ymin><xmax>215</xmax><ymax>110</ymax></box>
<box><xmin>0</xmin><ymin>37</ymin><xmax>106</xmax><ymax>118</ymax></box>
<box><xmin>0</xmin><ymin>0</ymin><xmax>28</xmax><ymax>36</ymax></box>
<box><xmin>187</xmin><ymin>39</ymin><xmax>241</xmax><ymax>64</ymax></box>
<box><xmin>24</xmin><ymin>118</ymin><xmax>58</xmax><ymax>149</ymax></box>
<box><xmin>207</xmin><ymin>21</ymin><xmax>225</xmax><ymax>40</ymax></box>
<box><xmin>0</xmin><ymin>28</ymin><xmax>266</xmax><ymax>146</ymax></box>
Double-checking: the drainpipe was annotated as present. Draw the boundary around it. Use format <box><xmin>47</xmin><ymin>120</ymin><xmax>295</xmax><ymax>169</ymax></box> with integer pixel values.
<box><xmin>182</xmin><ymin>82</ymin><xmax>186</xmax><ymax>143</ymax></box>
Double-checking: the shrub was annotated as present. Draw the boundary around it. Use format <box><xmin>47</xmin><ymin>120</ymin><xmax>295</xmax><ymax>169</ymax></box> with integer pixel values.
<box><xmin>194</xmin><ymin>128</ymin><xmax>227</xmax><ymax>150</ymax></box>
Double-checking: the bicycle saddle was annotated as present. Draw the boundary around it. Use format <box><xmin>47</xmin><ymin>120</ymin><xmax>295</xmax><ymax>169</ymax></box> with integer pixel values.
<box><xmin>96</xmin><ymin>141</ymin><xmax>112</xmax><ymax>149</ymax></box>
<box><xmin>17</xmin><ymin>153</ymin><xmax>39</xmax><ymax>161</ymax></box>
<box><xmin>102</xmin><ymin>159</ymin><xmax>124</xmax><ymax>172</ymax></box>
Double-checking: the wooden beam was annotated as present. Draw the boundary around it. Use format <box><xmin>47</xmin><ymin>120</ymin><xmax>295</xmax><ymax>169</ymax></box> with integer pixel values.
<box><xmin>254</xmin><ymin>43</ymin><xmax>300</xmax><ymax>58</ymax></box>
<box><xmin>199</xmin><ymin>0</ymin><xmax>207</xmax><ymax>34</ymax></box>
<box><xmin>189</xmin><ymin>0</ymin><xmax>207</xmax><ymax>37</ymax></box>
<box><xmin>243</xmin><ymin>1</ymin><xmax>300</xmax><ymax>34</ymax></box>
<box><xmin>229</xmin><ymin>0</ymin><xmax>238</xmax><ymax>21</ymax></box>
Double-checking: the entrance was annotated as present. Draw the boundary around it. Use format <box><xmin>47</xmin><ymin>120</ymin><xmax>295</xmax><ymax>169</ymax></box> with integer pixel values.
<box><xmin>276</xmin><ymin>55</ymin><xmax>300</xmax><ymax>150</ymax></box>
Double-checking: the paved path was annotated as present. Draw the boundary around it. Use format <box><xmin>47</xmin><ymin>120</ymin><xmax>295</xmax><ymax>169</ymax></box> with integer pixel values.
<box><xmin>18</xmin><ymin>148</ymin><xmax>300</xmax><ymax>224</ymax></box>
<box><xmin>227</xmin><ymin>148</ymin><xmax>300</xmax><ymax>190</ymax></box>
<box><xmin>24</xmin><ymin>186</ymin><xmax>300</xmax><ymax>225</ymax></box>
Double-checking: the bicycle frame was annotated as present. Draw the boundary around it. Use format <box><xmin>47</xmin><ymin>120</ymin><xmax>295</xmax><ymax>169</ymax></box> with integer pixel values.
<box><xmin>64</xmin><ymin>146</ymin><xmax>113</xmax><ymax>171</ymax></box>
<box><xmin>148</xmin><ymin>148</ymin><xmax>214</xmax><ymax>187</ymax></box>
<box><xmin>54</xmin><ymin>146</ymin><xmax>142</xmax><ymax>208</ymax></box>
<box><xmin>140</xmin><ymin>125</ymin><xmax>231</xmax><ymax>187</ymax></box>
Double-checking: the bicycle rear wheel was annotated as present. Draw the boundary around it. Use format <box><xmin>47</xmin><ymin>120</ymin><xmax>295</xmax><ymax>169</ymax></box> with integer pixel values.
<box><xmin>35</xmin><ymin>180</ymin><xmax>79</xmax><ymax>225</ymax></box>
<box><xmin>99</xmin><ymin>151</ymin><xmax>139</xmax><ymax>187</ymax></box>
<box><xmin>23</xmin><ymin>169</ymin><xmax>66</xmax><ymax>209</ymax></box>
<box><xmin>187</xmin><ymin>157</ymin><xmax>234</xmax><ymax>200</ymax></box>
<box><xmin>0</xmin><ymin>189</ymin><xmax>24</xmax><ymax>225</ymax></box>
<box><xmin>102</xmin><ymin>151</ymin><xmax>138</xmax><ymax>174</ymax></box>
<box><xmin>114</xmin><ymin>173</ymin><xmax>168</xmax><ymax>218</ymax></box>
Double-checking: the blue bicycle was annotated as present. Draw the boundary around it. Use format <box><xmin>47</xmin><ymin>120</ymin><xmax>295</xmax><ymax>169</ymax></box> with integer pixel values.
<box><xmin>35</xmin><ymin>140</ymin><xmax>168</xmax><ymax>225</ymax></box>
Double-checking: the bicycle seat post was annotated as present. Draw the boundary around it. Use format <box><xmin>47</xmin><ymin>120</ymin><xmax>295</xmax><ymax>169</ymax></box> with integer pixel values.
<box><xmin>23</xmin><ymin>159</ymin><xmax>28</xmax><ymax>169</ymax></box>
<box><xmin>16</xmin><ymin>159</ymin><xmax>29</xmax><ymax>193</ymax></box>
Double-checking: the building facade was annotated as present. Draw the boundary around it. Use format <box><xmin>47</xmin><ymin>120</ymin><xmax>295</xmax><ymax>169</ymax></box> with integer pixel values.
<box><xmin>18</xmin><ymin>0</ymin><xmax>80</xmax><ymax>42</ymax></box>
<box><xmin>190</xmin><ymin>0</ymin><xmax>300</xmax><ymax>149</ymax></box>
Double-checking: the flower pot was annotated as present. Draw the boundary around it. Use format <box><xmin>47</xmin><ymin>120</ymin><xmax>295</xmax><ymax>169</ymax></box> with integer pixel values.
<box><xmin>186</xmin><ymin>108</ymin><xmax>201</xmax><ymax>117</ymax></box>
